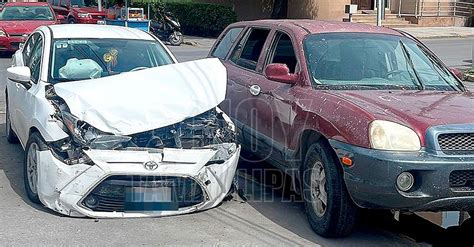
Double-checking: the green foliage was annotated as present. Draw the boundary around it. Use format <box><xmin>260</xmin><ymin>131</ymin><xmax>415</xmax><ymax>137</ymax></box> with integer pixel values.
<box><xmin>158</xmin><ymin>2</ymin><xmax>237</xmax><ymax>37</ymax></box>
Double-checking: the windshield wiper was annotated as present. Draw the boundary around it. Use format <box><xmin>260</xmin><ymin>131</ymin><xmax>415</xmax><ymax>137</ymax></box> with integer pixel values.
<box><xmin>399</xmin><ymin>40</ymin><xmax>424</xmax><ymax>90</ymax></box>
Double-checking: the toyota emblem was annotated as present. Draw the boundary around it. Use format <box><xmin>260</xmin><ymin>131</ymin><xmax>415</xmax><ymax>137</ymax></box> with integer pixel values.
<box><xmin>143</xmin><ymin>161</ymin><xmax>159</xmax><ymax>171</ymax></box>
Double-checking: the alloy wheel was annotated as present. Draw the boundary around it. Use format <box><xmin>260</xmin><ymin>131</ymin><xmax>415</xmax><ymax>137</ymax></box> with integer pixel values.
<box><xmin>26</xmin><ymin>143</ymin><xmax>39</xmax><ymax>194</ymax></box>
<box><xmin>310</xmin><ymin>161</ymin><xmax>328</xmax><ymax>217</ymax></box>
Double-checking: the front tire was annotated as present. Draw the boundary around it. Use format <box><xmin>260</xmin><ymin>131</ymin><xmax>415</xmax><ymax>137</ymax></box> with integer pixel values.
<box><xmin>68</xmin><ymin>18</ymin><xmax>76</xmax><ymax>24</ymax></box>
<box><xmin>5</xmin><ymin>95</ymin><xmax>19</xmax><ymax>143</ymax></box>
<box><xmin>24</xmin><ymin>132</ymin><xmax>47</xmax><ymax>204</ymax></box>
<box><xmin>302</xmin><ymin>142</ymin><xmax>358</xmax><ymax>237</ymax></box>
<box><xmin>168</xmin><ymin>31</ymin><xmax>183</xmax><ymax>46</ymax></box>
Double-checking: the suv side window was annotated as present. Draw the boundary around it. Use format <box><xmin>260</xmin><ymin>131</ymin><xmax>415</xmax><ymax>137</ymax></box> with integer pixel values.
<box><xmin>211</xmin><ymin>27</ymin><xmax>243</xmax><ymax>59</ymax></box>
<box><xmin>268</xmin><ymin>32</ymin><xmax>298</xmax><ymax>73</ymax></box>
<box><xmin>28</xmin><ymin>35</ymin><xmax>44</xmax><ymax>83</ymax></box>
<box><xmin>230</xmin><ymin>28</ymin><xmax>270</xmax><ymax>71</ymax></box>
<box><xmin>22</xmin><ymin>33</ymin><xmax>39</xmax><ymax>65</ymax></box>
<box><xmin>53</xmin><ymin>0</ymin><xmax>61</xmax><ymax>6</ymax></box>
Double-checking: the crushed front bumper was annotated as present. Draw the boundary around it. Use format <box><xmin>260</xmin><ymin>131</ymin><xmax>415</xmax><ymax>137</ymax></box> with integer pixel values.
<box><xmin>330</xmin><ymin>139</ymin><xmax>474</xmax><ymax>212</ymax></box>
<box><xmin>37</xmin><ymin>146</ymin><xmax>240</xmax><ymax>218</ymax></box>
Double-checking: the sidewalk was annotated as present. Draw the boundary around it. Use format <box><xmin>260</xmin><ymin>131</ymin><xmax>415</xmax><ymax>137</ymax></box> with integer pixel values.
<box><xmin>183</xmin><ymin>26</ymin><xmax>473</xmax><ymax>47</ymax></box>
<box><xmin>396</xmin><ymin>27</ymin><xmax>474</xmax><ymax>39</ymax></box>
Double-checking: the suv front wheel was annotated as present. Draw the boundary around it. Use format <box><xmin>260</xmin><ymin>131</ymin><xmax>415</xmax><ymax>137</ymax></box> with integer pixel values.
<box><xmin>302</xmin><ymin>141</ymin><xmax>358</xmax><ymax>237</ymax></box>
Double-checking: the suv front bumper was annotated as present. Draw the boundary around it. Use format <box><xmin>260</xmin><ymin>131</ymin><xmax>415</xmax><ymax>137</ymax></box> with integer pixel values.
<box><xmin>330</xmin><ymin>139</ymin><xmax>474</xmax><ymax>212</ymax></box>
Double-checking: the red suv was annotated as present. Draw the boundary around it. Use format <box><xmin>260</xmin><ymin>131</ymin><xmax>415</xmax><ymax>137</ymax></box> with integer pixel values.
<box><xmin>48</xmin><ymin>0</ymin><xmax>105</xmax><ymax>24</ymax></box>
<box><xmin>210</xmin><ymin>20</ymin><xmax>471</xmax><ymax>237</ymax></box>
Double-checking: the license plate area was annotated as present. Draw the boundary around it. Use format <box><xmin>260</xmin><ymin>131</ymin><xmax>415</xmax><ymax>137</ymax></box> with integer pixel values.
<box><xmin>125</xmin><ymin>187</ymin><xmax>179</xmax><ymax>212</ymax></box>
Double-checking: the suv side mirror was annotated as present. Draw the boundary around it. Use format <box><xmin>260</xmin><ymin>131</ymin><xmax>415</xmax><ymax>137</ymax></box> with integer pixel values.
<box><xmin>264</xmin><ymin>63</ymin><xmax>298</xmax><ymax>84</ymax></box>
<box><xmin>7</xmin><ymin>66</ymin><xmax>31</xmax><ymax>89</ymax></box>
<box><xmin>450</xmin><ymin>67</ymin><xmax>464</xmax><ymax>80</ymax></box>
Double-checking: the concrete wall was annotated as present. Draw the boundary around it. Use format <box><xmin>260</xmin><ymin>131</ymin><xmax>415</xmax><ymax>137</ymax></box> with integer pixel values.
<box><xmin>199</xmin><ymin>0</ymin><xmax>351</xmax><ymax>21</ymax></box>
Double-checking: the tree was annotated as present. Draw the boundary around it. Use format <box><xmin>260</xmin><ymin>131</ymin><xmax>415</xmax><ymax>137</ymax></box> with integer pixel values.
<box><xmin>270</xmin><ymin>0</ymin><xmax>288</xmax><ymax>19</ymax></box>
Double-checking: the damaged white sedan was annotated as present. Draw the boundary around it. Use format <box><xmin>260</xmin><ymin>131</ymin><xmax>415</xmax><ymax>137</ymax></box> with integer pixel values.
<box><xmin>4</xmin><ymin>24</ymin><xmax>240</xmax><ymax>217</ymax></box>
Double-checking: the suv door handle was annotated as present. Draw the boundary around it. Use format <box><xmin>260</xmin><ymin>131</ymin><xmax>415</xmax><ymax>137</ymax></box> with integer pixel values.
<box><xmin>249</xmin><ymin>85</ymin><xmax>261</xmax><ymax>96</ymax></box>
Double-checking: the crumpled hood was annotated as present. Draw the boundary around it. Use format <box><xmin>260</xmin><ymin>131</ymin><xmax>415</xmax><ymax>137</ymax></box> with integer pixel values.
<box><xmin>330</xmin><ymin>90</ymin><xmax>474</xmax><ymax>133</ymax></box>
<box><xmin>0</xmin><ymin>20</ymin><xmax>56</xmax><ymax>34</ymax></box>
<box><xmin>53</xmin><ymin>58</ymin><xmax>226</xmax><ymax>135</ymax></box>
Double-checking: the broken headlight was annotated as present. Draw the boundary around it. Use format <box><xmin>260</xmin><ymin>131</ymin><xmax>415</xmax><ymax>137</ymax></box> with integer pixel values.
<box><xmin>61</xmin><ymin>111</ymin><xmax>132</xmax><ymax>149</ymax></box>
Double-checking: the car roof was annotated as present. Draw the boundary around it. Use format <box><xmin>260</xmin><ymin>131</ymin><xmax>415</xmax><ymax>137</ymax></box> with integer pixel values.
<box><xmin>46</xmin><ymin>24</ymin><xmax>155</xmax><ymax>40</ymax></box>
<box><xmin>4</xmin><ymin>2</ymin><xmax>51</xmax><ymax>7</ymax></box>
<box><xmin>232</xmin><ymin>19</ymin><xmax>403</xmax><ymax>37</ymax></box>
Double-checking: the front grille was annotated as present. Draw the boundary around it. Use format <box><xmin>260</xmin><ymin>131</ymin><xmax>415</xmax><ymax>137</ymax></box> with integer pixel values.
<box><xmin>82</xmin><ymin>176</ymin><xmax>204</xmax><ymax>212</ymax></box>
<box><xmin>437</xmin><ymin>133</ymin><xmax>474</xmax><ymax>155</ymax></box>
<box><xmin>9</xmin><ymin>34</ymin><xmax>25</xmax><ymax>38</ymax></box>
<box><xmin>449</xmin><ymin>170</ymin><xmax>474</xmax><ymax>189</ymax></box>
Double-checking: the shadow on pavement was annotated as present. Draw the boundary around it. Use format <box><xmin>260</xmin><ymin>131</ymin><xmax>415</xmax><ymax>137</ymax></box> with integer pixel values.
<box><xmin>0</xmin><ymin>123</ymin><xmax>60</xmax><ymax>215</ymax></box>
<box><xmin>236</xmin><ymin>155</ymin><xmax>474</xmax><ymax>246</ymax></box>
<box><xmin>0</xmin><ymin>52</ymin><xmax>14</xmax><ymax>59</ymax></box>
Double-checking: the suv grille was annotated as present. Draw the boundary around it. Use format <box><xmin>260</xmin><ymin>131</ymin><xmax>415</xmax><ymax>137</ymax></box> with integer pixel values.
<box><xmin>82</xmin><ymin>176</ymin><xmax>204</xmax><ymax>212</ymax></box>
<box><xmin>449</xmin><ymin>170</ymin><xmax>474</xmax><ymax>189</ymax></box>
<box><xmin>437</xmin><ymin>133</ymin><xmax>474</xmax><ymax>155</ymax></box>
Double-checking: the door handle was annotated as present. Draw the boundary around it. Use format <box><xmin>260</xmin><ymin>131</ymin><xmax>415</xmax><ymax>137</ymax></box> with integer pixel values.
<box><xmin>249</xmin><ymin>85</ymin><xmax>261</xmax><ymax>96</ymax></box>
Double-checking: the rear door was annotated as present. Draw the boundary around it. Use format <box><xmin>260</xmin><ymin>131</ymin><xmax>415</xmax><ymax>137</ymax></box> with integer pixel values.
<box><xmin>219</xmin><ymin>27</ymin><xmax>274</xmax><ymax>158</ymax></box>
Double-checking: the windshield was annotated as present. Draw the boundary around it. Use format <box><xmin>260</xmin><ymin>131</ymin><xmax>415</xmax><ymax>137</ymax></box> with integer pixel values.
<box><xmin>0</xmin><ymin>6</ymin><xmax>54</xmax><ymax>20</ymax></box>
<box><xmin>49</xmin><ymin>39</ymin><xmax>174</xmax><ymax>83</ymax></box>
<box><xmin>70</xmin><ymin>0</ymin><xmax>97</xmax><ymax>7</ymax></box>
<box><xmin>304</xmin><ymin>33</ymin><xmax>462</xmax><ymax>91</ymax></box>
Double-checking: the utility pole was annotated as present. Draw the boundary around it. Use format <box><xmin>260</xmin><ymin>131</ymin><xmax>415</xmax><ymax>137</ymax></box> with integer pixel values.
<box><xmin>376</xmin><ymin>0</ymin><xmax>383</xmax><ymax>26</ymax></box>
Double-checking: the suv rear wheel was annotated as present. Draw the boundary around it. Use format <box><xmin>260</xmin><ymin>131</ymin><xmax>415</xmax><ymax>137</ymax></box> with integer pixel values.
<box><xmin>302</xmin><ymin>141</ymin><xmax>358</xmax><ymax>237</ymax></box>
<box><xmin>68</xmin><ymin>17</ymin><xmax>76</xmax><ymax>24</ymax></box>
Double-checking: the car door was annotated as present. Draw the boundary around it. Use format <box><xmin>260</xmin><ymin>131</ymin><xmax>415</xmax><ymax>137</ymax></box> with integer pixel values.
<box><xmin>255</xmin><ymin>30</ymin><xmax>300</xmax><ymax>166</ymax></box>
<box><xmin>223</xmin><ymin>27</ymin><xmax>277</xmax><ymax>160</ymax></box>
<box><xmin>12</xmin><ymin>32</ymin><xmax>44</xmax><ymax>144</ymax></box>
<box><xmin>8</xmin><ymin>33</ymin><xmax>39</xmax><ymax>140</ymax></box>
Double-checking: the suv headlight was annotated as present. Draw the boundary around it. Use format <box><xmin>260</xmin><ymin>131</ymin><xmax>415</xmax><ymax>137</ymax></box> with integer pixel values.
<box><xmin>0</xmin><ymin>29</ymin><xmax>6</xmax><ymax>37</ymax></box>
<box><xmin>369</xmin><ymin>120</ymin><xmax>421</xmax><ymax>151</ymax></box>
<box><xmin>78</xmin><ymin>13</ymin><xmax>90</xmax><ymax>18</ymax></box>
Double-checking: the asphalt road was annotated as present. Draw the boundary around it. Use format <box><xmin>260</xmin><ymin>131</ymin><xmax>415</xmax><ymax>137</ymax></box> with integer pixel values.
<box><xmin>0</xmin><ymin>37</ymin><xmax>473</xmax><ymax>246</ymax></box>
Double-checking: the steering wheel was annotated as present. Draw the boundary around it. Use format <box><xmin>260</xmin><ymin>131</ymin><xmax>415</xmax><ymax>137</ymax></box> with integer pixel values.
<box><xmin>130</xmin><ymin>67</ymin><xmax>149</xmax><ymax>72</ymax></box>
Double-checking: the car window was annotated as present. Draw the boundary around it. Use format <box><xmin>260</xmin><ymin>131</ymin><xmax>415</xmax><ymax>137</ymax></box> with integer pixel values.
<box><xmin>230</xmin><ymin>28</ymin><xmax>270</xmax><ymax>71</ymax></box>
<box><xmin>211</xmin><ymin>27</ymin><xmax>243</xmax><ymax>59</ymax></box>
<box><xmin>0</xmin><ymin>6</ymin><xmax>54</xmax><ymax>20</ymax></box>
<box><xmin>49</xmin><ymin>38</ymin><xmax>174</xmax><ymax>83</ymax></box>
<box><xmin>23</xmin><ymin>33</ymin><xmax>40</xmax><ymax>65</ymax></box>
<box><xmin>304</xmin><ymin>33</ymin><xmax>461</xmax><ymax>91</ymax></box>
<box><xmin>28</xmin><ymin>35</ymin><xmax>44</xmax><ymax>84</ymax></box>
<box><xmin>53</xmin><ymin>0</ymin><xmax>61</xmax><ymax>6</ymax></box>
<box><xmin>268</xmin><ymin>32</ymin><xmax>298</xmax><ymax>73</ymax></box>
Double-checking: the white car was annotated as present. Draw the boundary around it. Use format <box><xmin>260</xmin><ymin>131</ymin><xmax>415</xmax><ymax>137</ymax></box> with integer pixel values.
<box><xmin>4</xmin><ymin>24</ymin><xmax>240</xmax><ymax>217</ymax></box>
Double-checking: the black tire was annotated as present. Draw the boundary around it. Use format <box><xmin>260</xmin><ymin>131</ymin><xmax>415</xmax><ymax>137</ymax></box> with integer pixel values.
<box><xmin>24</xmin><ymin>132</ymin><xmax>48</xmax><ymax>205</ymax></box>
<box><xmin>168</xmin><ymin>31</ymin><xmax>183</xmax><ymax>46</ymax></box>
<box><xmin>302</xmin><ymin>141</ymin><xmax>358</xmax><ymax>237</ymax></box>
<box><xmin>68</xmin><ymin>18</ymin><xmax>76</xmax><ymax>24</ymax></box>
<box><xmin>5</xmin><ymin>94</ymin><xmax>19</xmax><ymax>144</ymax></box>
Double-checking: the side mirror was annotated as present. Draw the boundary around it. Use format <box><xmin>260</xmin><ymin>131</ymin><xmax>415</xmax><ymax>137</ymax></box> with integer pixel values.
<box><xmin>7</xmin><ymin>66</ymin><xmax>31</xmax><ymax>88</ymax></box>
<box><xmin>264</xmin><ymin>63</ymin><xmax>298</xmax><ymax>84</ymax></box>
<box><xmin>450</xmin><ymin>67</ymin><xmax>464</xmax><ymax>80</ymax></box>
<box><xmin>57</xmin><ymin>14</ymin><xmax>65</xmax><ymax>21</ymax></box>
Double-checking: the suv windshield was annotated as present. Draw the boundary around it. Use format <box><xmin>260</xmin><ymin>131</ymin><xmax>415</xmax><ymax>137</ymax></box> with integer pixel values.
<box><xmin>0</xmin><ymin>6</ymin><xmax>54</xmax><ymax>20</ymax></box>
<box><xmin>70</xmin><ymin>0</ymin><xmax>97</xmax><ymax>7</ymax></box>
<box><xmin>304</xmin><ymin>33</ymin><xmax>462</xmax><ymax>91</ymax></box>
<box><xmin>50</xmin><ymin>39</ymin><xmax>174</xmax><ymax>83</ymax></box>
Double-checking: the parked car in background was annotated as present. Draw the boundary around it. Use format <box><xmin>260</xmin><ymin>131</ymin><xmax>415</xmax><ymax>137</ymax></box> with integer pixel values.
<box><xmin>211</xmin><ymin>20</ymin><xmax>471</xmax><ymax>237</ymax></box>
<box><xmin>48</xmin><ymin>0</ymin><xmax>105</xmax><ymax>24</ymax></box>
<box><xmin>5</xmin><ymin>24</ymin><xmax>240</xmax><ymax>218</ymax></box>
<box><xmin>0</xmin><ymin>2</ymin><xmax>62</xmax><ymax>53</ymax></box>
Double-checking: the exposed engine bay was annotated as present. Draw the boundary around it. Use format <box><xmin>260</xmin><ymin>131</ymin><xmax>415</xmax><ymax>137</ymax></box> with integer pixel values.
<box><xmin>45</xmin><ymin>85</ymin><xmax>236</xmax><ymax>165</ymax></box>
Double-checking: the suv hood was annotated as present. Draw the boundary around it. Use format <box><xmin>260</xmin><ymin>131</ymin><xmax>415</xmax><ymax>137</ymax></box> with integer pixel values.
<box><xmin>53</xmin><ymin>58</ymin><xmax>226</xmax><ymax>135</ymax></box>
<box><xmin>0</xmin><ymin>20</ymin><xmax>56</xmax><ymax>34</ymax></box>
<box><xmin>331</xmin><ymin>90</ymin><xmax>474</xmax><ymax>132</ymax></box>
<box><xmin>74</xmin><ymin>7</ymin><xmax>105</xmax><ymax>14</ymax></box>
